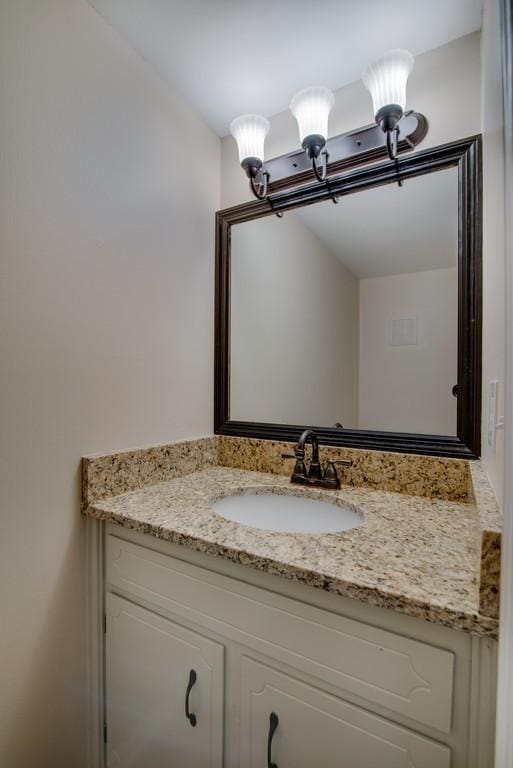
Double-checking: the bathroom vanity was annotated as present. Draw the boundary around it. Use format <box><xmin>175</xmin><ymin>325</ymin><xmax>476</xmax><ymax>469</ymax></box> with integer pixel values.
<box><xmin>84</xmin><ymin>436</ymin><xmax>500</xmax><ymax>768</ymax></box>
<box><xmin>83</xmin><ymin>133</ymin><xmax>499</xmax><ymax>767</ymax></box>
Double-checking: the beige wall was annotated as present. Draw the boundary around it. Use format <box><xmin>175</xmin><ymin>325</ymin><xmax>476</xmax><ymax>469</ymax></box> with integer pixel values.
<box><xmin>481</xmin><ymin>0</ymin><xmax>506</xmax><ymax>503</ymax></box>
<box><xmin>0</xmin><ymin>1</ymin><xmax>219</xmax><ymax>767</ymax></box>
<box><xmin>358</xmin><ymin>268</ymin><xmax>458</xmax><ymax>434</ymax></box>
<box><xmin>231</xmin><ymin>214</ymin><xmax>359</xmax><ymax>426</ymax></box>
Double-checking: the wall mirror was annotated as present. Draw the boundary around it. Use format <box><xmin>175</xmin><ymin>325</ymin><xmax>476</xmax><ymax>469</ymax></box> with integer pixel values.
<box><xmin>215</xmin><ymin>137</ymin><xmax>482</xmax><ymax>458</ymax></box>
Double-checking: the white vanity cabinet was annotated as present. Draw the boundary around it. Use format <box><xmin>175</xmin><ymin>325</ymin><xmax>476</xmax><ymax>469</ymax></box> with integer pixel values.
<box><xmin>97</xmin><ymin>524</ymin><xmax>497</xmax><ymax>768</ymax></box>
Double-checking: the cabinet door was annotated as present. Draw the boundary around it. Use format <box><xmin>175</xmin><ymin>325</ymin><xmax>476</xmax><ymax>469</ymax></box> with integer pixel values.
<box><xmin>240</xmin><ymin>658</ymin><xmax>451</xmax><ymax>768</ymax></box>
<box><xmin>105</xmin><ymin>594</ymin><xmax>223</xmax><ymax>768</ymax></box>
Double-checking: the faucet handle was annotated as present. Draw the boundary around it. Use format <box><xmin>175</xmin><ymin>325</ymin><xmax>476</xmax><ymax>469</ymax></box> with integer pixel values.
<box><xmin>323</xmin><ymin>458</ymin><xmax>352</xmax><ymax>489</ymax></box>
<box><xmin>282</xmin><ymin>452</ymin><xmax>307</xmax><ymax>482</ymax></box>
<box><xmin>328</xmin><ymin>458</ymin><xmax>352</xmax><ymax>467</ymax></box>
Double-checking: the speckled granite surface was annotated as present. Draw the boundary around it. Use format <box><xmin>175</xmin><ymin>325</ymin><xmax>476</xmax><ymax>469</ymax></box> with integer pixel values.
<box><xmin>218</xmin><ymin>436</ymin><xmax>471</xmax><ymax>502</ymax></box>
<box><xmin>82</xmin><ymin>434</ymin><xmax>471</xmax><ymax>509</ymax></box>
<box><xmin>83</xmin><ymin>437</ymin><xmax>501</xmax><ymax>637</ymax></box>
<box><xmin>469</xmin><ymin>461</ymin><xmax>502</xmax><ymax>619</ymax></box>
<box><xmin>82</xmin><ymin>436</ymin><xmax>218</xmax><ymax>507</ymax></box>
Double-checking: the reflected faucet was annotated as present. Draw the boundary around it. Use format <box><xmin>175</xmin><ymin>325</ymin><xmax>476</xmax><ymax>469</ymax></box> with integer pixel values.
<box><xmin>281</xmin><ymin>428</ymin><xmax>351</xmax><ymax>490</ymax></box>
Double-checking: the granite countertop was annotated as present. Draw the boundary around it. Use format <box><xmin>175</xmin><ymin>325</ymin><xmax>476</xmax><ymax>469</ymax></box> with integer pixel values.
<box><xmin>86</xmin><ymin>463</ymin><xmax>498</xmax><ymax>638</ymax></box>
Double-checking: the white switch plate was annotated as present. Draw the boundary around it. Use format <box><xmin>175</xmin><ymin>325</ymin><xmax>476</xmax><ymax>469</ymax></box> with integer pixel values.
<box><xmin>487</xmin><ymin>379</ymin><xmax>499</xmax><ymax>449</ymax></box>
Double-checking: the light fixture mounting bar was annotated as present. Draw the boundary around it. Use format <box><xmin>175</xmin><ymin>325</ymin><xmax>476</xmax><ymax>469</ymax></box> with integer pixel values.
<box><xmin>265</xmin><ymin>111</ymin><xmax>427</xmax><ymax>193</ymax></box>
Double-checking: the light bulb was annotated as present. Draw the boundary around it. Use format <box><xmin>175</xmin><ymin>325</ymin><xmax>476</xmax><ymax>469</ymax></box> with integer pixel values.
<box><xmin>229</xmin><ymin>114</ymin><xmax>270</xmax><ymax>170</ymax></box>
<box><xmin>363</xmin><ymin>49</ymin><xmax>414</xmax><ymax>123</ymax></box>
<box><xmin>290</xmin><ymin>86</ymin><xmax>334</xmax><ymax>157</ymax></box>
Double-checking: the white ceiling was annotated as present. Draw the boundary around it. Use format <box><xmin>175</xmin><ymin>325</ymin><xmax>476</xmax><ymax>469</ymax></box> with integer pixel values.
<box><xmin>87</xmin><ymin>0</ymin><xmax>482</xmax><ymax>136</ymax></box>
<box><xmin>294</xmin><ymin>167</ymin><xmax>458</xmax><ymax>278</ymax></box>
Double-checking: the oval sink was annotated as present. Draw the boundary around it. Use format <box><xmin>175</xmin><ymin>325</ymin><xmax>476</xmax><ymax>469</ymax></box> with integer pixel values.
<box><xmin>211</xmin><ymin>492</ymin><xmax>362</xmax><ymax>534</ymax></box>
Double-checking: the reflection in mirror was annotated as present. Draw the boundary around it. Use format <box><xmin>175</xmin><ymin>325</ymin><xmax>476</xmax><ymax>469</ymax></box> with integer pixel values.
<box><xmin>230</xmin><ymin>167</ymin><xmax>458</xmax><ymax>435</ymax></box>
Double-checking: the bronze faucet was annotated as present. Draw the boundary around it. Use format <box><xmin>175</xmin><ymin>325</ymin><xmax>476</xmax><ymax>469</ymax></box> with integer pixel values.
<box><xmin>281</xmin><ymin>429</ymin><xmax>351</xmax><ymax>490</ymax></box>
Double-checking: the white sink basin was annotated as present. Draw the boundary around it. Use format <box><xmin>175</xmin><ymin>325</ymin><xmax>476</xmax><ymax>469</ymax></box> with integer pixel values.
<box><xmin>211</xmin><ymin>492</ymin><xmax>362</xmax><ymax>534</ymax></box>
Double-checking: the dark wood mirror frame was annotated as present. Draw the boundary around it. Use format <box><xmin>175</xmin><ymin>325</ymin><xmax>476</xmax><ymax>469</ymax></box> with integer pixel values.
<box><xmin>215</xmin><ymin>135</ymin><xmax>482</xmax><ymax>459</ymax></box>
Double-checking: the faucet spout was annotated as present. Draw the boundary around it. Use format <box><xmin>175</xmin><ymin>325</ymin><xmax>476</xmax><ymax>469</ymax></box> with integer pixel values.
<box><xmin>296</xmin><ymin>429</ymin><xmax>322</xmax><ymax>481</ymax></box>
<box><xmin>296</xmin><ymin>429</ymin><xmax>319</xmax><ymax>463</ymax></box>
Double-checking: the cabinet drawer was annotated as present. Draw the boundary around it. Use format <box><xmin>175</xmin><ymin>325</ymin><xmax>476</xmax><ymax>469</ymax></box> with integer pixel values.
<box><xmin>106</xmin><ymin>534</ymin><xmax>454</xmax><ymax>733</ymax></box>
<box><xmin>240</xmin><ymin>657</ymin><xmax>451</xmax><ymax>768</ymax></box>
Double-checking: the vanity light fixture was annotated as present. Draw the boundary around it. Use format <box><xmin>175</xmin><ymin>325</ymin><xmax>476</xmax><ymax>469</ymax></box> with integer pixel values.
<box><xmin>230</xmin><ymin>50</ymin><xmax>426</xmax><ymax>207</ymax></box>
<box><xmin>289</xmin><ymin>86</ymin><xmax>335</xmax><ymax>182</ymax></box>
<box><xmin>229</xmin><ymin>114</ymin><xmax>270</xmax><ymax>199</ymax></box>
<box><xmin>363</xmin><ymin>49</ymin><xmax>415</xmax><ymax>160</ymax></box>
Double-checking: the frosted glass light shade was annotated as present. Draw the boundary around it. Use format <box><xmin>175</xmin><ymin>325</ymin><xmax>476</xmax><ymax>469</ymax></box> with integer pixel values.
<box><xmin>290</xmin><ymin>86</ymin><xmax>334</xmax><ymax>144</ymax></box>
<box><xmin>229</xmin><ymin>114</ymin><xmax>270</xmax><ymax>164</ymax></box>
<box><xmin>363</xmin><ymin>50</ymin><xmax>414</xmax><ymax>117</ymax></box>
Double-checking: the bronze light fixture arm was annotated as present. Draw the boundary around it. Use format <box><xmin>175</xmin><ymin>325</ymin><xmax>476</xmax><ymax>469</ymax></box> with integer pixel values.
<box><xmin>312</xmin><ymin>149</ymin><xmax>328</xmax><ymax>182</ymax></box>
<box><xmin>241</xmin><ymin>158</ymin><xmax>283</xmax><ymax>217</ymax></box>
<box><xmin>249</xmin><ymin>170</ymin><xmax>269</xmax><ymax>200</ymax></box>
<box><xmin>241</xmin><ymin>157</ymin><xmax>268</xmax><ymax>200</ymax></box>
<box><xmin>256</xmin><ymin>111</ymin><xmax>427</xmax><ymax>195</ymax></box>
